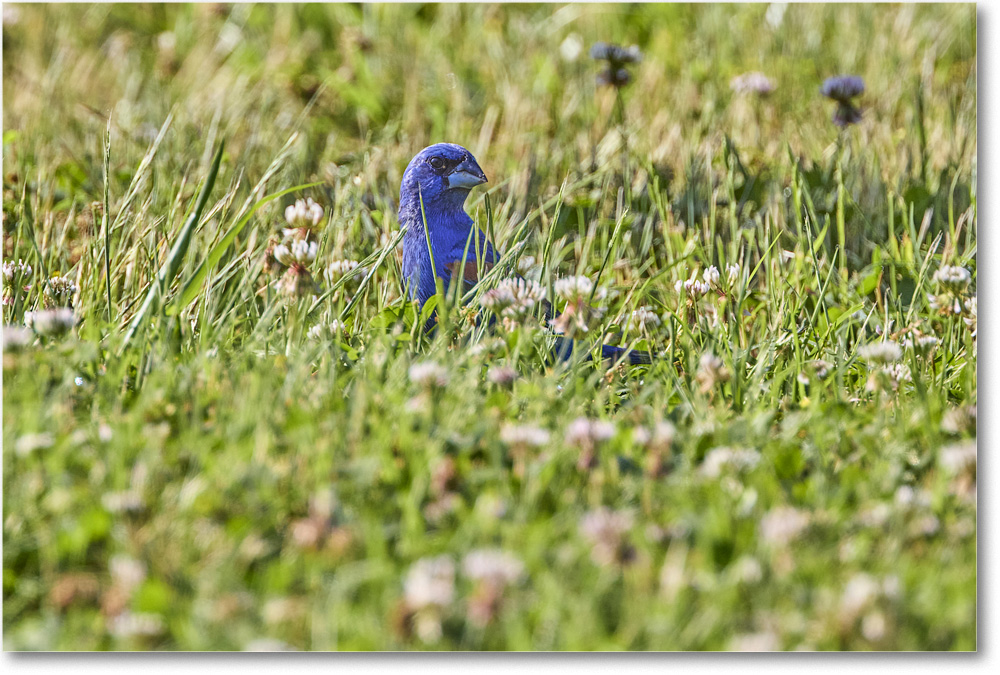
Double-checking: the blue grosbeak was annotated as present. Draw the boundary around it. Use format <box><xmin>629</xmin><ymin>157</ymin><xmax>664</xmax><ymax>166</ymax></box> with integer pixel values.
<box><xmin>398</xmin><ymin>143</ymin><xmax>650</xmax><ymax>365</ymax></box>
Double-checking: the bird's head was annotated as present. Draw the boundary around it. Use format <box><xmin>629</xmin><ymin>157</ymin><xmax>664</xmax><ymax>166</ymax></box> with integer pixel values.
<box><xmin>399</xmin><ymin>143</ymin><xmax>487</xmax><ymax>212</ymax></box>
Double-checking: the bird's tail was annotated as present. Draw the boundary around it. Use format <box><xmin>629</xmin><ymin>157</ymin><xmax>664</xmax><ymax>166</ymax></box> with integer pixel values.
<box><xmin>552</xmin><ymin>335</ymin><xmax>652</xmax><ymax>365</ymax></box>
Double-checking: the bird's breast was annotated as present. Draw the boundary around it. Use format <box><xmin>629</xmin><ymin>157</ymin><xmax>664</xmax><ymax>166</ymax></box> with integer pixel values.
<box><xmin>445</xmin><ymin>260</ymin><xmax>494</xmax><ymax>283</ymax></box>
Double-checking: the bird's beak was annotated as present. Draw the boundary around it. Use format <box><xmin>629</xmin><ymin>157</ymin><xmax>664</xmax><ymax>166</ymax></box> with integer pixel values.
<box><xmin>447</xmin><ymin>159</ymin><xmax>488</xmax><ymax>189</ymax></box>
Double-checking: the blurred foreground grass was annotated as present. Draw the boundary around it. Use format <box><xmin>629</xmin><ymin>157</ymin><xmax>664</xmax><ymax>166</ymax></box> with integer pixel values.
<box><xmin>2</xmin><ymin>3</ymin><xmax>976</xmax><ymax>650</ymax></box>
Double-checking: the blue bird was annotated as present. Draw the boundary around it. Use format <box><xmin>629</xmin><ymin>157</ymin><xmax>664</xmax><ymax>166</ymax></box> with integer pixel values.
<box><xmin>398</xmin><ymin>142</ymin><xmax>650</xmax><ymax>365</ymax></box>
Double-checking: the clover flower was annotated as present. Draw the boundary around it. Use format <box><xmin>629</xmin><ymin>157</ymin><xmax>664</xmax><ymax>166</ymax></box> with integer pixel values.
<box><xmin>560</xmin><ymin>34</ymin><xmax>584</xmax><ymax>62</ymax></box>
<box><xmin>839</xmin><ymin>573</ymin><xmax>882</xmax><ymax>624</ymax></box>
<box><xmin>565</xmin><ymin>417</ymin><xmax>615</xmax><ymax>471</ymax></box>
<box><xmin>590</xmin><ymin>42</ymin><xmax>641</xmax><ymax>89</ymax></box>
<box><xmin>821</xmin><ymin>75</ymin><xmax>864</xmax><ymax>127</ymax></box>
<box><xmin>730</xmin><ymin>632</ymin><xmax>780</xmax><ymax>652</ymax></box>
<box><xmin>700</xmin><ymin>446</ymin><xmax>761</xmax><ymax>477</ymax></box>
<box><xmin>283</xmin><ymin>197</ymin><xmax>324</xmax><ymax>235</ymax></box>
<box><xmin>273</xmin><ymin>239</ymin><xmax>318</xmax><ymax>267</ymax></box>
<box><xmin>903</xmin><ymin>334</ymin><xmax>940</xmax><ymax>357</ymax></box>
<box><xmin>858</xmin><ymin>340</ymin><xmax>902</xmax><ymax>364</ymax></box>
<box><xmin>306</xmin><ymin>320</ymin><xmax>345</xmax><ymax>340</ymax></box>
<box><xmin>480</xmin><ymin>278</ymin><xmax>547</xmax><ymax>325</ymax></box>
<box><xmin>933</xmin><ymin>265</ymin><xmax>971</xmax><ymax>291</ymax></box>
<box><xmin>44</xmin><ymin>275</ymin><xmax>77</xmax><ymax>307</ymax></box>
<box><xmin>409</xmin><ymin>361</ymin><xmax>449</xmax><ymax>388</ymax></box>
<box><xmin>675</xmin><ymin>276</ymin><xmax>711</xmax><ymax>299</ymax></box>
<box><xmin>404</xmin><ymin>556</ymin><xmax>455</xmax><ymax>610</ymax></box>
<box><xmin>939</xmin><ymin>440</ymin><xmax>977</xmax><ymax>475</ymax></box>
<box><xmin>25</xmin><ymin>308</ymin><xmax>76</xmax><ymax>337</ymax></box>
<box><xmin>580</xmin><ymin>507</ymin><xmax>635</xmax><ymax>566</ymax></box>
<box><xmin>109</xmin><ymin>556</ymin><xmax>147</xmax><ymax>593</ymax></box>
<box><xmin>324</xmin><ymin>259</ymin><xmax>361</xmax><ymax>283</ymax></box>
<box><xmin>632</xmin><ymin>420</ymin><xmax>676</xmax><ymax>450</ymax></box>
<box><xmin>628</xmin><ymin>306</ymin><xmax>662</xmax><ymax>332</ymax></box>
<box><xmin>564</xmin><ymin>417</ymin><xmax>615</xmax><ymax>449</ymax></box>
<box><xmin>964</xmin><ymin>296</ymin><xmax>977</xmax><ymax>338</ymax></box>
<box><xmin>3</xmin><ymin>325</ymin><xmax>34</xmax><ymax>351</ymax></box>
<box><xmin>487</xmin><ymin>365</ymin><xmax>518</xmax><ymax>387</ymax></box>
<box><xmin>695</xmin><ymin>351</ymin><xmax>730</xmax><ymax>392</ymax></box>
<box><xmin>759</xmin><ymin>506</ymin><xmax>810</xmax><ymax>546</ymax></box>
<box><xmin>553</xmin><ymin>275</ymin><xmax>603</xmax><ymax>303</ymax></box>
<box><xmin>108</xmin><ymin>611</ymin><xmax>165</xmax><ymax>639</ymax></box>
<box><xmin>726</xmin><ymin>263</ymin><xmax>741</xmax><ymax>286</ymax></box>
<box><xmin>403</xmin><ymin>555</ymin><xmax>455</xmax><ymax>642</ymax></box>
<box><xmin>462</xmin><ymin>549</ymin><xmax>525</xmax><ymax>588</ymax></box>
<box><xmin>941</xmin><ymin>405</ymin><xmax>977</xmax><ymax>436</ymax></box>
<box><xmin>500</xmin><ymin>424</ymin><xmax>551</xmax><ymax>448</ymax></box>
<box><xmin>2</xmin><ymin>258</ymin><xmax>32</xmax><ymax>282</ymax></box>
<box><xmin>730</xmin><ymin>71</ymin><xmax>776</xmax><ymax>96</ymax></box>
<box><xmin>461</xmin><ymin>549</ymin><xmax>525</xmax><ymax>627</ymax></box>
<box><xmin>550</xmin><ymin>276</ymin><xmax>606</xmax><ymax>339</ymax></box>
<box><xmin>703</xmin><ymin>265</ymin><xmax>721</xmax><ymax>286</ymax></box>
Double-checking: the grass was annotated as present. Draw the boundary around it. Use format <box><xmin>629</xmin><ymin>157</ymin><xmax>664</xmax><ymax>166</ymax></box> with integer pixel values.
<box><xmin>1</xmin><ymin>2</ymin><xmax>977</xmax><ymax>651</ymax></box>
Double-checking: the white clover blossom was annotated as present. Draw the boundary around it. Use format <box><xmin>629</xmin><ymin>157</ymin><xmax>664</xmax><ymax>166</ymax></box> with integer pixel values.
<box><xmin>480</xmin><ymin>278</ymin><xmax>546</xmax><ymax>319</ymax></box>
<box><xmin>2</xmin><ymin>259</ymin><xmax>32</xmax><ymax>281</ymax></box>
<box><xmin>408</xmin><ymin>361</ymin><xmax>449</xmax><ymax>388</ymax></box>
<box><xmin>3</xmin><ymin>325</ymin><xmax>34</xmax><ymax>351</ymax></box>
<box><xmin>554</xmin><ymin>275</ymin><xmax>604</xmax><ymax>302</ymax></box>
<box><xmin>939</xmin><ymin>440</ymin><xmax>977</xmax><ymax>474</ymax></box>
<box><xmin>273</xmin><ymin>239</ymin><xmax>318</xmax><ymax>267</ymax></box>
<box><xmin>730</xmin><ymin>631</ymin><xmax>779</xmax><ymax>652</ymax></box>
<box><xmin>633</xmin><ymin>420</ymin><xmax>676</xmax><ymax>449</ymax></box>
<box><xmin>486</xmin><ymin>365</ymin><xmax>518</xmax><ymax>386</ymax></box>
<box><xmin>759</xmin><ymin>506</ymin><xmax>810</xmax><ymax>546</ymax></box>
<box><xmin>403</xmin><ymin>555</ymin><xmax>455</xmax><ymax>610</ymax></box>
<box><xmin>726</xmin><ymin>263</ymin><xmax>741</xmax><ymax>285</ymax></box>
<box><xmin>700</xmin><ymin>447</ymin><xmax>761</xmax><ymax>477</ymax></box>
<box><xmin>730</xmin><ymin>71</ymin><xmax>776</xmax><ymax>96</ymax></box>
<box><xmin>858</xmin><ymin>340</ymin><xmax>902</xmax><ymax>364</ymax></box>
<box><xmin>500</xmin><ymin>424</ymin><xmax>550</xmax><ymax>447</ymax></box>
<box><xmin>903</xmin><ymin>334</ymin><xmax>940</xmax><ymax>356</ymax></box>
<box><xmin>628</xmin><ymin>306</ymin><xmax>662</xmax><ymax>331</ymax></box>
<box><xmin>560</xmin><ymin>33</ymin><xmax>584</xmax><ymax>62</ymax></box>
<box><xmin>108</xmin><ymin>611</ymin><xmax>165</xmax><ymax>638</ymax></box>
<box><xmin>324</xmin><ymin>259</ymin><xmax>361</xmax><ymax>281</ymax></box>
<box><xmin>880</xmin><ymin>363</ymin><xmax>912</xmax><ymax>384</ymax></box>
<box><xmin>580</xmin><ymin>507</ymin><xmax>634</xmax><ymax>566</ymax></box>
<box><xmin>462</xmin><ymin>549</ymin><xmax>525</xmax><ymax>588</ymax></box>
<box><xmin>44</xmin><ymin>275</ymin><xmax>77</xmax><ymax>305</ymax></box>
<box><xmin>102</xmin><ymin>490</ymin><xmax>144</xmax><ymax>513</ymax></box>
<box><xmin>933</xmin><ymin>265</ymin><xmax>971</xmax><ymax>290</ymax></box>
<box><xmin>839</xmin><ymin>574</ymin><xmax>882</xmax><ymax>622</ymax></box>
<box><xmin>675</xmin><ymin>277</ymin><xmax>711</xmax><ymax>298</ymax></box>
<box><xmin>25</xmin><ymin>308</ymin><xmax>76</xmax><ymax>337</ymax></box>
<box><xmin>696</xmin><ymin>351</ymin><xmax>730</xmax><ymax>392</ymax></box>
<box><xmin>703</xmin><ymin>265</ymin><xmax>721</xmax><ymax>286</ymax></box>
<box><xmin>564</xmin><ymin>417</ymin><xmax>615</xmax><ymax>448</ymax></box>
<box><xmin>306</xmin><ymin>320</ymin><xmax>345</xmax><ymax>340</ymax></box>
<box><xmin>964</xmin><ymin>296</ymin><xmax>977</xmax><ymax>337</ymax></box>
<box><xmin>109</xmin><ymin>556</ymin><xmax>147</xmax><ymax>592</ymax></box>
<box><xmin>284</xmin><ymin>197</ymin><xmax>324</xmax><ymax>230</ymax></box>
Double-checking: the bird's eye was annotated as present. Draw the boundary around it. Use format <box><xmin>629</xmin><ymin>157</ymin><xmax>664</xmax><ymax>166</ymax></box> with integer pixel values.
<box><xmin>428</xmin><ymin>157</ymin><xmax>445</xmax><ymax>170</ymax></box>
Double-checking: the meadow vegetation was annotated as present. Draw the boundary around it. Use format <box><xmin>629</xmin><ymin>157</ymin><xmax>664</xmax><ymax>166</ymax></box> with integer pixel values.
<box><xmin>2</xmin><ymin>3</ymin><xmax>976</xmax><ymax>650</ymax></box>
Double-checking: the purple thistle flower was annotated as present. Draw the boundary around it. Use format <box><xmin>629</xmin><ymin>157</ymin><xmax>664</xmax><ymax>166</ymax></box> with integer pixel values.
<box><xmin>820</xmin><ymin>75</ymin><xmax>865</xmax><ymax>103</ymax></box>
<box><xmin>821</xmin><ymin>76</ymin><xmax>865</xmax><ymax>127</ymax></box>
<box><xmin>590</xmin><ymin>42</ymin><xmax>641</xmax><ymax>89</ymax></box>
<box><xmin>589</xmin><ymin>42</ymin><xmax>642</xmax><ymax>65</ymax></box>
